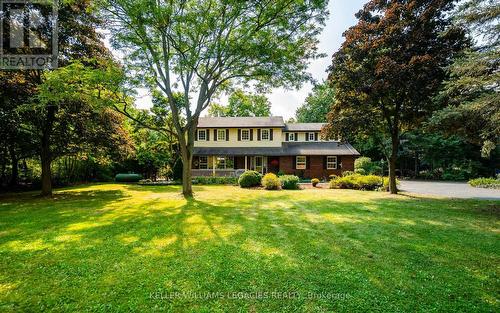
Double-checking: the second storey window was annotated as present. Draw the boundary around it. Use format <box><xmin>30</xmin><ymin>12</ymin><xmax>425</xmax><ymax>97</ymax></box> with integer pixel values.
<box><xmin>198</xmin><ymin>129</ymin><xmax>207</xmax><ymax>141</ymax></box>
<box><xmin>261</xmin><ymin>129</ymin><xmax>270</xmax><ymax>141</ymax></box>
<box><xmin>287</xmin><ymin>133</ymin><xmax>295</xmax><ymax>141</ymax></box>
<box><xmin>296</xmin><ymin>156</ymin><xmax>306</xmax><ymax>170</ymax></box>
<box><xmin>241</xmin><ymin>129</ymin><xmax>250</xmax><ymax>141</ymax></box>
<box><xmin>308</xmin><ymin>132</ymin><xmax>315</xmax><ymax>141</ymax></box>
<box><xmin>217</xmin><ymin>129</ymin><xmax>226</xmax><ymax>141</ymax></box>
<box><xmin>326</xmin><ymin>156</ymin><xmax>337</xmax><ymax>169</ymax></box>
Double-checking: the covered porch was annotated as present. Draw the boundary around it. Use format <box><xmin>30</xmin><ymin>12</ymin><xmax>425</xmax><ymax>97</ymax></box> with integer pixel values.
<box><xmin>192</xmin><ymin>155</ymin><xmax>279</xmax><ymax>177</ymax></box>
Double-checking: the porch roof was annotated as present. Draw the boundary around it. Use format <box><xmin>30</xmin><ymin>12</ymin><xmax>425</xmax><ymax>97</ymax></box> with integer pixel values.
<box><xmin>193</xmin><ymin>142</ymin><xmax>360</xmax><ymax>156</ymax></box>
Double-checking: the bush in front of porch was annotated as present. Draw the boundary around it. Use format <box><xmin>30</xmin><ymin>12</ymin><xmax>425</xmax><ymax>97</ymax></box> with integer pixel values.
<box><xmin>238</xmin><ymin>170</ymin><xmax>262</xmax><ymax>188</ymax></box>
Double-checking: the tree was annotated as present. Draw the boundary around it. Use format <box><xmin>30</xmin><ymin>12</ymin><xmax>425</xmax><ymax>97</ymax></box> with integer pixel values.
<box><xmin>429</xmin><ymin>0</ymin><xmax>499</xmax><ymax>157</ymax></box>
<box><xmin>324</xmin><ymin>0</ymin><xmax>468</xmax><ymax>193</ymax></box>
<box><xmin>295</xmin><ymin>81</ymin><xmax>334</xmax><ymax>122</ymax></box>
<box><xmin>102</xmin><ymin>0</ymin><xmax>329</xmax><ymax>197</ymax></box>
<box><xmin>208</xmin><ymin>89</ymin><xmax>271</xmax><ymax>117</ymax></box>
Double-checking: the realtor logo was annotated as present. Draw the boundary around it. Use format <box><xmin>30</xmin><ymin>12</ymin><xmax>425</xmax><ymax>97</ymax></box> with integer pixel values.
<box><xmin>0</xmin><ymin>0</ymin><xmax>57</xmax><ymax>69</ymax></box>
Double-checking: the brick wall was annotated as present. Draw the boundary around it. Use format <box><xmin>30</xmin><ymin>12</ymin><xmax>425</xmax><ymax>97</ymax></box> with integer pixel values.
<box><xmin>278</xmin><ymin>155</ymin><xmax>356</xmax><ymax>179</ymax></box>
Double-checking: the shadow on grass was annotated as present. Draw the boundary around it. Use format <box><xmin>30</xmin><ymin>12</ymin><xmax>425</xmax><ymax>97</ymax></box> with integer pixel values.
<box><xmin>0</xmin><ymin>185</ymin><xmax>498</xmax><ymax>312</ymax></box>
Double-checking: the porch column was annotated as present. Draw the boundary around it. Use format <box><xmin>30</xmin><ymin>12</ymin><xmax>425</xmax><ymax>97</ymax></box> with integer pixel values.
<box><xmin>212</xmin><ymin>156</ymin><xmax>216</xmax><ymax>176</ymax></box>
<box><xmin>245</xmin><ymin>156</ymin><xmax>247</xmax><ymax>171</ymax></box>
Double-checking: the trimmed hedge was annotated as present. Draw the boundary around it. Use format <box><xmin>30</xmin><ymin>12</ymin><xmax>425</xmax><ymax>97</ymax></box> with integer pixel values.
<box><xmin>238</xmin><ymin>170</ymin><xmax>262</xmax><ymax>188</ymax></box>
<box><xmin>192</xmin><ymin>176</ymin><xmax>238</xmax><ymax>185</ymax></box>
<box><xmin>262</xmin><ymin>173</ymin><xmax>280</xmax><ymax>190</ymax></box>
<box><xmin>330</xmin><ymin>174</ymin><xmax>396</xmax><ymax>191</ymax></box>
<box><xmin>468</xmin><ymin>177</ymin><xmax>500</xmax><ymax>189</ymax></box>
<box><xmin>115</xmin><ymin>173</ymin><xmax>143</xmax><ymax>182</ymax></box>
<box><xmin>311</xmin><ymin>178</ymin><xmax>320</xmax><ymax>187</ymax></box>
<box><xmin>280</xmin><ymin>175</ymin><xmax>300</xmax><ymax>189</ymax></box>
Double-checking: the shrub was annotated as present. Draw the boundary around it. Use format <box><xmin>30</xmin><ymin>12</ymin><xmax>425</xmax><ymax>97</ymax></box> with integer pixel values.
<box><xmin>262</xmin><ymin>173</ymin><xmax>280</xmax><ymax>190</ymax></box>
<box><xmin>311</xmin><ymin>178</ymin><xmax>320</xmax><ymax>187</ymax></box>
<box><xmin>342</xmin><ymin>171</ymin><xmax>355</xmax><ymax>177</ymax></box>
<box><xmin>354</xmin><ymin>168</ymin><xmax>366</xmax><ymax>175</ymax></box>
<box><xmin>382</xmin><ymin>177</ymin><xmax>401</xmax><ymax>191</ymax></box>
<box><xmin>468</xmin><ymin>177</ymin><xmax>500</xmax><ymax>189</ymax></box>
<box><xmin>115</xmin><ymin>173</ymin><xmax>143</xmax><ymax>182</ymax></box>
<box><xmin>280</xmin><ymin>175</ymin><xmax>300</xmax><ymax>190</ymax></box>
<box><xmin>277</xmin><ymin>170</ymin><xmax>285</xmax><ymax>176</ymax></box>
<box><xmin>329</xmin><ymin>174</ymin><xmax>396</xmax><ymax>191</ymax></box>
<box><xmin>192</xmin><ymin>176</ymin><xmax>238</xmax><ymax>185</ymax></box>
<box><xmin>238</xmin><ymin>170</ymin><xmax>262</xmax><ymax>188</ymax></box>
<box><xmin>329</xmin><ymin>174</ymin><xmax>338</xmax><ymax>181</ymax></box>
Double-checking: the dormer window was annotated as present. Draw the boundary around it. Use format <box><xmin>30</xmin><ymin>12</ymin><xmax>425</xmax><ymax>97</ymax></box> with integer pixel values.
<box><xmin>217</xmin><ymin>129</ymin><xmax>226</xmax><ymax>141</ymax></box>
<box><xmin>198</xmin><ymin>129</ymin><xmax>207</xmax><ymax>141</ymax></box>
<box><xmin>288</xmin><ymin>133</ymin><xmax>295</xmax><ymax>141</ymax></box>
<box><xmin>308</xmin><ymin>132</ymin><xmax>315</xmax><ymax>141</ymax></box>
<box><xmin>261</xmin><ymin>129</ymin><xmax>270</xmax><ymax>141</ymax></box>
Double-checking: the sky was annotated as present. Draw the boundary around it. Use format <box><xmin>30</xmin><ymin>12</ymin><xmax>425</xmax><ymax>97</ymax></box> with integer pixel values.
<box><xmin>133</xmin><ymin>0</ymin><xmax>367</xmax><ymax>120</ymax></box>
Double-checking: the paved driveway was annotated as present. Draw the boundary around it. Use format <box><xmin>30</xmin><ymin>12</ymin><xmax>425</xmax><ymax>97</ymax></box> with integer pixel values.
<box><xmin>399</xmin><ymin>180</ymin><xmax>500</xmax><ymax>200</ymax></box>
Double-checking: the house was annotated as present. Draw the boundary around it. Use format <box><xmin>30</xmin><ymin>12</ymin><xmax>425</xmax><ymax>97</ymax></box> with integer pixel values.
<box><xmin>192</xmin><ymin>116</ymin><xmax>360</xmax><ymax>179</ymax></box>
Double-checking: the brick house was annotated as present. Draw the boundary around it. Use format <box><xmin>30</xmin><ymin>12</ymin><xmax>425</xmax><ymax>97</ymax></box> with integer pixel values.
<box><xmin>192</xmin><ymin>117</ymin><xmax>360</xmax><ymax>179</ymax></box>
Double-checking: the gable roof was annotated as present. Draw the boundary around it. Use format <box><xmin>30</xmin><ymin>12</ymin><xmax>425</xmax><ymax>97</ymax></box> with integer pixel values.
<box><xmin>284</xmin><ymin>123</ymin><xmax>326</xmax><ymax>131</ymax></box>
<box><xmin>198</xmin><ymin>116</ymin><xmax>285</xmax><ymax>128</ymax></box>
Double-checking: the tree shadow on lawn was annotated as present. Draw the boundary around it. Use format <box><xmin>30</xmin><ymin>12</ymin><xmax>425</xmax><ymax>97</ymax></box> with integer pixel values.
<box><xmin>0</xmin><ymin>188</ymin><xmax>498</xmax><ymax>312</ymax></box>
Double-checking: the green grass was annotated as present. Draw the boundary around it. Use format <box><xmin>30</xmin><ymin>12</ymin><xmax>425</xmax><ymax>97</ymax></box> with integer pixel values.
<box><xmin>0</xmin><ymin>184</ymin><xmax>498</xmax><ymax>312</ymax></box>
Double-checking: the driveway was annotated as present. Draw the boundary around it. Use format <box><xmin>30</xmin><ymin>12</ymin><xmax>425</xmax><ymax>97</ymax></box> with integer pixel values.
<box><xmin>399</xmin><ymin>180</ymin><xmax>500</xmax><ymax>200</ymax></box>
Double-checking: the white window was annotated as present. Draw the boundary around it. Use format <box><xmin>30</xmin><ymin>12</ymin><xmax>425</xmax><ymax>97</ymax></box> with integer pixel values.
<box><xmin>288</xmin><ymin>133</ymin><xmax>295</xmax><ymax>141</ymax></box>
<box><xmin>217</xmin><ymin>129</ymin><xmax>226</xmax><ymax>141</ymax></box>
<box><xmin>215</xmin><ymin>156</ymin><xmax>234</xmax><ymax>169</ymax></box>
<box><xmin>261</xmin><ymin>129</ymin><xmax>270</xmax><ymax>141</ymax></box>
<box><xmin>296</xmin><ymin>156</ymin><xmax>306</xmax><ymax>170</ymax></box>
<box><xmin>199</xmin><ymin>156</ymin><xmax>208</xmax><ymax>169</ymax></box>
<box><xmin>308</xmin><ymin>132</ymin><xmax>315</xmax><ymax>141</ymax></box>
<box><xmin>241</xmin><ymin>129</ymin><xmax>250</xmax><ymax>141</ymax></box>
<box><xmin>327</xmin><ymin>156</ymin><xmax>337</xmax><ymax>169</ymax></box>
<box><xmin>198</xmin><ymin>129</ymin><xmax>207</xmax><ymax>141</ymax></box>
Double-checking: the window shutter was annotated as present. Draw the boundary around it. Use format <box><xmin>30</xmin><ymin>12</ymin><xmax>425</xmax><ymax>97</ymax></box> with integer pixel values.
<box><xmin>270</xmin><ymin>129</ymin><xmax>273</xmax><ymax>140</ymax></box>
<box><xmin>250</xmin><ymin>129</ymin><xmax>254</xmax><ymax>141</ymax></box>
<box><xmin>337</xmin><ymin>156</ymin><xmax>341</xmax><ymax>169</ymax></box>
<box><xmin>294</xmin><ymin>132</ymin><xmax>298</xmax><ymax>141</ymax></box>
<box><xmin>305</xmin><ymin>132</ymin><xmax>309</xmax><ymax>141</ymax></box>
<box><xmin>226</xmin><ymin>129</ymin><xmax>229</xmax><ymax>141</ymax></box>
<box><xmin>195</xmin><ymin>130</ymin><xmax>198</xmax><ymax>141</ymax></box>
<box><xmin>323</xmin><ymin>156</ymin><xmax>327</xmax><ymax>169</ymax></box>
<box><xmin>214</xmin><ymin>129</ymin><xmax>217</xmax><ymax>141</ymax></box>
<box><xmin>293</xmin><ymin>156</ymin><xmax>297</xmax><ymax>170</ymax></box>
<box><xmin>206</xmin><ymin>129</ymin><xmax>210</xmax><ymax>141</ymax></box>
<box><xmin>306</xmin><ymin>156</ymin><xmax>310</xmax><ymax>169</ymax></box>
<box><xmin>257</xmin><ymin>129</ymin><xmax>261</xmax><ymax>141</ymax></box>
<box><xmin>315</xmin><ymin>133</ymin><xmax>318</xmax><ymax>141</ymax></box>
<box><xmin>238</xmin><ymin>129</ymin><xmax>241</xmax><ymax>141</ymax></box>
<box><xmin>286</xmin><ymin>133</ymin><xmax>289</xmax><ymax>141</ymax></box>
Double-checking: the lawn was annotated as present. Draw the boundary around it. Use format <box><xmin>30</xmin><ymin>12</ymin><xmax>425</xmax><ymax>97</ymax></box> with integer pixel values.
<box><xmin>0</xmin><ymin>184</ymin><xmax>498</xmax><ymax>312</ymax></box>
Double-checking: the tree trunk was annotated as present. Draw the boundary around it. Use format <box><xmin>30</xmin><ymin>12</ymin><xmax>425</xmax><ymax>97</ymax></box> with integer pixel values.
<box><xmin>40</xmin><ymin>105</ymin><xmax>56</xmax><ymax>197</ymax></box>
<box><xmin>388</xmin><ymin>135</ymin><xmax>399</xmax><ymax>194</ymax></box>
<box><xmin>180</xmin><ymin>145</ymin><xmax>193</xmax><ymax>198</ymax></box>
<box><xmin>9</xmin><ymin>145</ymin><xmax>18</xmax><ymax>187</ymax></box>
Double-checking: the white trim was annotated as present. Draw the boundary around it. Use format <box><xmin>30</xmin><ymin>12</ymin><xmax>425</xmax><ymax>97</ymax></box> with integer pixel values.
<box><xmin>197</xmin><ymin>129</ymin><xmax>207</xmax><ymax>141</ymax></box>
<box><xmin>308</xmin><ymin>132</ymin><xmax>315</xmax><ymax>141</ymax></box>
<box><xmin>288</xmin><ymin>132</ymin><xmax>295</xmax><ymax>141</ymax></box>
<box><xmin>241</xmin><ymin>129</ymin><xmax>250</xmax><ymax>141</ymax></box>
<box><xmin>296</xmin><ymin>156</ymin><xmax>306</xmax><ymax>170</ymax></box>
<box><xmin>199</xmin><ymin>156</ymin><xmax>208</xmax><ymax>169</ymax></box>
<box><xmin>327</xmin><ymin>156</ymin><xmax>337</xmax><ymax>169</ymax></box>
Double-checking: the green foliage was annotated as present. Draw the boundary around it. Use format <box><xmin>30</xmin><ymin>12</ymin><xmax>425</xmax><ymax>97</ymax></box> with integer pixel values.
<box><xmin>295</xmin><ymin>81</ymin><xmax>334</xmax><ymax>122</ymax></box>
<box><xmin>238</xmin><ymin>171</ymin><xmax>262</xmax><ymax>188</ymax></box>
<box><xmin>262</xmin><ymin>173</ymin><xmax>280</xmax><ymax>190</ymax></box>
<box><xmin>354</xmin><ymin>157</ymin><xmax>381</xmax><ymax>175</ymax></box>
<box><xmin>208</xmin><ymin>90</ymin><xmax>271</xmax><ymax>117</ymax></box>
<box><xmin>115</xmin><ymin>173</ymin><xmax>142</xmax><ymax>182</ymax></box>
<box><xmin>330</xmin><ymin>174</ymin><xmax>389</xmax><ymax>191</ymax></box>
<box><xmin>277</xmin><ymin>170</ymin><xmax>285</xmax><ymax>177</ymax></box>
<box><xmin>468</xmin><ymin>177</ymin><xmax>500</xmax><ymax>189</ymax></box>
<box><xmin>311</xmin><ymin>178</ymin><xmax>320</xmax><ymax>187</ymax></box>
<box><xmin>192</xmin><ymin>176</ymin><xmax>238</xmax><ymax>185</ymax></box>
<box><xmin>342</xmin><ymin>171</ymin><xmax>355</xmax><ymax>177</ymax></box>
<box><xmin>280</xmin><ymin>175</ymin><xmax>300</xmax><ymax>190</ymax></box>
<box><xmin>354</xmin><ymin>168</ymin><xmax>367</xmax><ymax>175</ymax></box>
